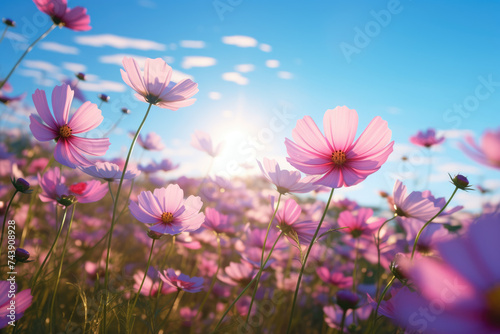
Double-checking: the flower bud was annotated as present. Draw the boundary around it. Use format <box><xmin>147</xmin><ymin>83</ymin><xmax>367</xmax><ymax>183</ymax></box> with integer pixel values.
<box><xmin>57</xmin><ymin>195</ymin><xmax>77</xmax><ymax>207</ymax></box>
<box><xmin>336</xmin><ymin>290</ymin><xmax>360</xmax><ymax>311</ymax></box>
<box><xmin>2</xmin><ymin>18</ymin><xmax>15</xmax><ymax>27</ymax></box>
<box><xmin>11</xmin><ymin>177</ymin><xmax>32</xmax><ymax>193</ymax></box>
<box><xmin>390</xmin><ymin>253</ymin><xmax>409</xmax><ymax>282</ymax></box>
<box><xmin>76</xmin><ymin>72</ymin><xmax>86</xmax><ymax>81</ymax></box>
<box><xmin>450</xmin><ymin>174</ymin><xmax>472</xmax><ymax>191</ymax></box>
<box><xmin>147</xmin><ymin>230</ymin><xmax>164</xmax><ymax>240</ymax></box>
<box><xmin>121</xmin><ymin>107</ymin><xmax>131</xmax><ymax>115</ymax></box>
<box><xmin>98</xmin><ymin>93</ymin><xmax>110</xmax><ymax>102</ymax></box>
<box><xmin>15</xmin><ymin>248</ymin><xmax>32</xmax><ymax>263</ymax></box>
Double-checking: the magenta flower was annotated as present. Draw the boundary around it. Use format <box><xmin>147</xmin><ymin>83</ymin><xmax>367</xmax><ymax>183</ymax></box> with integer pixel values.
<box><xmin>0</xmin><ymin>282</ymin><xmax>32</xmax><ymax>329</ymax></box>
<box><xmin>409</xmin><ymin>128</ymin><xmax>445</xmax><ymax>148</ymax></box>
<box><xmin>459</xmin><ymin>128</ymin><xmax>500</xmax><ymax>169</ymax></box>
<box><xmin>393</xmin><ymin>180</ymin><xmax>441</xmax><ymax>222</ymax></box>
<box><xmin>274</xmin><ymin>198</ymin><xmax>326</xmax><ymax>246</ymax></box>
<box><xmin>159</xmin><ymin>269</ymin><xmax>204</xmax><ymax>293</ymax></box>
<box><xmin>386</xmin><ymin>213</ymin><xmax>500</xmax><ymax>333</ymax></box>
<box><xmin>132</xmin><ymin>131</ymin><xmax>165</xmax><ymax>151</ymax></box>
<box><xmin>337</xmin><ymin>208</ymin><xmax>384</xmax><ymax>238</ymax></box>
<box><xmin>34</xmin><ymin>0</ymin><xmax>91</xmax><ymax>31</ymax></box>
<box><xmin>68</xmin><ymin>181</ymin><xmax>107</xmax><ymax>203</ymax></box>
<box><xmin>257</xmin><ymin>157</ymin><xmax>319</xmax><ymax>195</ymax></box>
<box><xmin>38</xmin><ymin>167</ymin><xmax>65</xmax><ymax>203</ymax></box>
<box><xmin>121</xmin><ymin>57</ymin><xmax>198</xmax><ymax>110</ymax></box>
<box><xmin>133</xmin><ymin>267</ymin><xmax>176</xmax><ymax>297</ymax></box>
<box><xmin>285</xmin><ymin>106</ymin><xmax>394</xmax><ymax>188</ymax></box>
<box><xmin>218</xmin><ymin>261</ymin><xmax>259</xmax><ymax>286</ymax></box>
<box><xmin>78</xmin><ymin>162</ymin><xmax>140</xmax><ymax>181</ymax></box>
<box><xmin>29</xmin><ymin>84</ymin><xmax>110</xmax><ymax>168</ymax></box>
<box><xmin>316</xmin><ymin>267</ymin><xmax>353</xmax><ymax>289</ymax></box>
<box><xmin>129</xmin><ymin>184</ymin><xmax>204</xmax><ymax>235</ymax></box>
<box><xmin>204</xmin><ymin>207</ymin><xmax>234</xmax><ymax>234</ymax></box>
<box><xmin>191</xmin><ymin>130</ymin><xmax>224</xmax><ymax>157</ymax></box>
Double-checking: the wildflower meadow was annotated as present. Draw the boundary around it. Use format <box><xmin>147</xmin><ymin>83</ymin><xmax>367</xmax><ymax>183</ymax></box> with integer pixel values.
<box><xmin>0</xmin><ymin>1</ymin><xmax>499</xmax><ymax>333</ymax></box>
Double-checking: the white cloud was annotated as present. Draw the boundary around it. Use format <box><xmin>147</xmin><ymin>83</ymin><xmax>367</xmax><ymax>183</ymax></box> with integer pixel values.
<box><xmin>23</xmin><ymin>60</ymin><xmax>59</xmax><ymax>73</ymax></box>
<box><xmin>99</xmin><ymin>54</ymin><xmax>193</xmax><ymax>82</ymax></box>
<box><xmin>222</xmin><ymin>35</ymin><xmax>257</xmax><ymax>48</ymax></box>
<box><xmin>437</xmin><ymin>129</ymin><xmax>474</xmax><ymax>139</ymax></box>
<box><xmin>180</xmin><ymin>40</ymin><xmax>206</xmax><ymax>49</ymax></box>
<box><xmin>436</xmin><ymin>162</ymin><xmax>481</xmax><ymax>175</ymax></box>
<box><xmin>63</xmin><ymin>62</ymin><xmax>87</xmax><ymax>73</ymax></box>
<box><xmin>266</xmin><ymin>60</ymin><xmax>280</xmax><ymax>68</ymax></box>
<box><xmin>278</xmin><ymin>71</ymin><xmax>293</xmax><ymax>79</ymax></box>
<box><xmin>181</xmin><ymin>56</ymin><xmax>216</xmax><ymax>69</ymax></box>
<box><xmin>18</xmin><ymin>69</ymin><xmax>56</xmax><ymax>86</ymax></box>
<box><xmin>208</xmin><ymin>92</ymin><xmax>222</xmax><ymax>100</ymax></box>
<box><xmin>79</xmin><ymin>80</ymin><xmax>126</xmax><ymax>93</ymax></box>
<box><xmin>222</xmin><ymin>72</ymin><xmax>249</xmax><ymax>85</ymax></box>
<box><xmin>39</xmin><ymin>41</ymin><xmax>79</xmax><ymax>55</ymax></box>
<box><xmin>75</xmin><ymin>34</ymin><xmax>166</xmax><ymax>51</ymax></box>
<box><xmin>259</xmin><ymin>43</ymin><xmax>272</xmax><ymax>52</ymax></box>
<box><xmin>234</xmin><ymin>64</ymin><xmax>255</xmax><ymax>73</ymax></box>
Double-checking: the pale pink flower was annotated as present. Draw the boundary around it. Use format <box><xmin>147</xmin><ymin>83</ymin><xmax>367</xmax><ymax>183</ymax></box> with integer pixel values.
<box><xmin>190</xmin><ymin>130</ymin><xmax>224</xmax><ymax>157</ymax></box>
<box><xmin>257</xmin><ymin>157</ymin><xmax>318</xmax><ymax>195</ymax></box>
<box><xmin>409</xmin><ymin>128</ymin><xmax>445</xmax><ymax>148</ymax></box>
<box><xmin>129</xmin><ymin>184</ymin><xmax>204</xmax><ymax>235</ymax></box>
<box><xmin>0</xmin><ymin>282</ymin><xmax>32</xmax><ymax>329</ymax></box>
<box><xmin>29</xmin><ymin>84</ymin><xmax>110</xmax><ymax>168</ymax></box>
<box><xmin>133</xmin><ymin>267</ymin><xmax>176</xmax><ymax>297</ymax></box>
<box><xmin>34</xmin><ymin>0</ymin><xmax>91</xmax><ymax>31</ymax></box>
<box><xmin>218</xmin><ymin>261</ymin><xmax>259</xmax><ymax>286</ymax></box>
<box><xmin>204</xmin><ymin>207</ymin><xmax>234</xmax><ymax>234</ymax></box>
<box><xmin>132</xmin><ymin>131</ymin><xmax>165</xmax><ymax>151</ymax></box>
<box><xmin>459</xmin><ymin>128</ymin><xmax>500</xmax><ymax>169</ymax></box>
<box><xmin>120</xmin><ymin>57</ymin><xmax>198</xmax><ymax>110</ymax></box>
<box><xmin>337</xmin><ymin>208</ymin><xmax>385</xmax><ymax>238</ymax></box>
<box><xmin>159</xmin><ymin>269</ymin><xmax>204</xmax><ymax>293</ymax></box>
<box><xmin>316</xmin><ymin>267</ymin><xmax>353</xmax><ymax>289</ymax></box>
<box><xmin>285</xmin><ymin>106</ymin><xmax>394</xmax><ymax>188</ymax></box>
<box><xmin>392</xmin><ymin>180</ymin><xmax>441</xmax><ymax>222</ymax></box>
<box><xmin>78</xmin><ymin>162</ymin><xmax>140</xmax><ymax>181</ymax></box>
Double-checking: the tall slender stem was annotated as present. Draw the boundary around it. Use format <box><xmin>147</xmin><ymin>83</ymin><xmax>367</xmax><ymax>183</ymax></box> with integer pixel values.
<box><xmin>373</xmin><ymin>275</ymin><xmax>396</xmax><ymax>327</ymax></box>
<box><xmin>103</xmin><ymin>114</ymin><xmax>125</xmax><ymax>137</ymax></box>
<box><xmin>31</xmin><ymin>206</ymin><xmax>68</xmax><ymax>290</ymax></box>
<box><xmin>246</xmin><ymin>193</ymin><xmax>282</xmax><ymax>323</ymax></box>
<box><xmin>212</xmin><ymin>233</ymin><xmax>283</xmax><ymax>332</ymax></box>
<box><xmin>49</xmin><ymin>203</ymin><xmax>76</xmax><ymax>333</ymax></box>
<box><xmin>0</xmin><ymin>24</ymin><xmax>56</xmax><ymax>90</ymax></box>
<box><xmin>127</xmin><ymin>239</ymin><xmax>156</xmax><ymax>333</ymax></box>
<box><xmin>0</xmin><ymin>189</ymin><xmax>18</xmax><ymax>258</ymax></box>
<box><xmin>0</xmin><ymin>25</ymin><xmax>9</xmax><ymax>45</ymax></box>
<box><xmin>410</xmin><ymin>186</ymin><xmax>458</xmax><ymax>259</ymax></box>
<box><xmin>103</xmin><ymin>102</ymin><xmax>153</xmax><ymax>331</ymax></box>
<box><xmin>286</xmin><ymin>188</ymin><xmax>335</xmax><ymax>334</ymax></box>
<box><xmin>196</xmin><ymin>234</ymin><xmax>221</xmax><ymax>319</ymax></box>
<box><xmin>352</xmin><ymin>238</ymin><xmax>359</xmax><ymax>323</ymax></box>
<box><xmin>163</xmin><ymin>289</ymin><xmax>181</xmax><ymax>325</ymax></box>
<box><xmin>376</xmin><ymin>216</ymin><xmax>396</xmax><ymax>299</ymax></box>
<box><xmin>339</xmin><ymin>309</ymin><xmax>347</xmax><ymax>334</ymax></box>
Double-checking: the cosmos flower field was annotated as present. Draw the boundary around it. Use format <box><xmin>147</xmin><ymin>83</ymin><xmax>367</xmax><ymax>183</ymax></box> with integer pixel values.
<box><xmin>0</xmin><ymin>1</ymin><xmax>499</xmax><ymax>333</ymax></box>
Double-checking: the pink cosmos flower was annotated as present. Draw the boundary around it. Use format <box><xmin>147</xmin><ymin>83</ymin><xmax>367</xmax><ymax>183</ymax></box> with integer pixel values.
<box><xmin>68</xmin><ymin>181</ymin><xmax>108</xmax><ymax>203</ymax></box>
<box><xmin>129</xmin><ymin>184</ymin><xmax>204</xmax><ymax>235</ymax></box>
<box><xmin>204</xmin><ymin>207</ymin><xmax>234</xmax><ymax>234</ymax></box>
<box><xmin>33</xmin><ymin>0</ymin><xmax>91</xmax><ymax>31</ymax></box>
<box><xmin>133</xmin><ymin>267</ymin><xmax>176</xmax><ymax>297</ymax></box>
<box><xmin>78</xmin><ymin>162</ymin><xmax>140</xmax><ymax>181</ymax></box>
<box><xmin>323</xmin><ymin>304</ymin><xmax>371</xmax><ymax>329</ymax></box>
<box><xmin>121</xmin><ymin>57</ymin><xmax>198</xmax><ymax>110</ymax></box>
<box><xmin>132</xmin><ymin>131</ymin><xmax>165</xmax><ymax>151</ymax></box>
<box><xmin>0</xmin><ymin>282</ymin><xmax>32</xmax><ymax>329</ymax></box>
<box><xmin>257</xmin><ymin>157</ymin><xmax>319</xmax><ymax>195</ymax></box>
<box><xmin>316</xmin><ymin>267</ymin><xmax>353</xmax><ymax>289</ymax></box>
<box><xmin>392</xmin><ymin>180</ymin><xmax>441</xmax><ymax>222</ymax></box>
<box><xmin>63</xmin><ymin>78</ymin><xmax>86</xmax><ymax>102</ymax></box>
<box><xmin>285</xmin><ymin>106</ymin><xmax>394</xmax><ymax>188</ymax></box>
<box><xmin>218</xmin><ymin>261</ymin><xmax>259</xmax><ymax>286</ymax></box>
<box><xmin>179</xmin><ymin>307</ymin><xmax>198</xmax><ymax>327</ymax></box>
<box><xmin>38</xmin><ymin>167</ymin><xmax>65</xmax><ymax>203</ymax></box>
<box><xmin>403</xmin><ymin>219</ymin><xmax>450</xmax><ymax>254</ymax></box>
<box><xmin>386</xmin><ymin>213</ymin><xmax>500</xmax><ymax>333</ymax></box>
<box><xmin>337</xmin><ymin>208</ymin><xmax>385</xmax><ymax>239</ymax></box>
<box><xmin>274</xmin><ymin>198</ymin><xmax>326</xmax><ymax>246</ymax></box>
<box><xmin>29</xmin><ymin>84</ymin><xmax>110</xmax><ymax>168</ymax></box>
<box><xmin>191</xmin><ymin>130</ymin><xmax>224</xmax><ymax>157</ymax></box>
<box><xmin>159</xmin><ymin>269</ymin><xmax>204</xmax><ymax>293</ymax></box>
<box><xmin>409</xmin><ymin>128</ymin><xmax>445</xmax><ymax>148</ymax></box>
<box><xmin>0</xmin><ymin>91</ymin><xmax>26</xmax><ymax>105</ymax></box>
<box><xmin>459</xmin><ymin>128</ymin><xmax>500</xmax><ymax>169</ymax></box>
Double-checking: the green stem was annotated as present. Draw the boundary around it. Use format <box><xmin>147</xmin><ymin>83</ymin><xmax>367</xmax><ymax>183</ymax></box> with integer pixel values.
<box><xmin>339</xmin><ymin>309</ymin><xmax>347</xmax><ymax>334</ymax></box>
<box><xmin>246</xmin><ymin>193</ymin><xmax>282</xmax><ymax>323</ymax></box>
<box><xmin>410</xmin><ymin>186</ymin><xmax>459</xmax><ymax>260</ymax></box>
<box><xmin>376</xmin><ymin>216</ymin><xmax>396</xmax><ymax>299</ymax></box>
<box><xmin>0</xmin><ymin>25</ymin><xmax>8</xmax><ymax>45</ymax></box>
<box><xmin>374</xmin><ymin>275</ymin><xmax>396</xmax><ymax>328</ymax></box>
<box><xmin>352</xmin><ymin>238</ymin><xmax>359</xmax><ymax>324</ymax></box>
<box><xmin>212</xmin><ymin>233</ymin><xmax>283</xmax><ymax>332</ymax></box>
<box><xmin>49</xmin><ymin>203</ymin><xmax>76</xmax><ymax>333</ymax></box>
<box><xmin>103</xmin><ymin>113</ymin><xmax>125</xmax><ymax>138</ymax></box>
<box><xmin>108</xmin><ymin>181</ymin><xmax>115</xmax><ymax>204</ymax></box>
<box><xmin>31</xmin><ymin>206</ymin><xmax>68</xmax><ymax>291</ymax></box>
<box><xmin>0</xmin><ymin>24</ymin><xmax>56</xmax><ymax>90</ymax></box>
<box><xmin>103</xmin><ymin>102</ymin><xmax>153</xmax><ymax>332</ymax></box>
<box><xmin>195</xmin><ymin>234</ymin><xmax>221</xmax><ymax>319</ymax></box>
<box><xmin>153</xmin><ymin>235</ymin><xmax>176</xmax><ymax>316</ymax></box>
<box><xmin>286</xmin><ymin>188</ymin><xmax>335</xmax><ymax>334</ymax></box>
<box><xmin>0</xmin><ymin>189</ymin><xmax>18</xmax><ymax>258</ymax></box>
<box><xmin>163</xmin><ymin>289</ymin><xmax>181</xmax><ymax>325</ymax></box>
<box><xmin>127</xmin><ymin>238</ymin><xmax>156</xmax><ymax>333</ymax></box>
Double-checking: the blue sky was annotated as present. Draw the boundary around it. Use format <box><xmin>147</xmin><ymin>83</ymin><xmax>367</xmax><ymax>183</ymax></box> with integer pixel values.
<box><xmin>1</xmin><ymin>0</ymin><xmax>499</xmax><ymax>210</ymax></box>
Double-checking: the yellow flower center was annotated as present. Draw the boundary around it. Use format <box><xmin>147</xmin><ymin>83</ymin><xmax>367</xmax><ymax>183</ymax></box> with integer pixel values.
<box><xmin>331</xmin><ymin>150</ymin><xmax>346</xmax><ymax>166</ymax></box>
<box><xmin>161</xmin><ymin>212</ymin><xmax>174</xmax><ymax>224</ymax></box>
<box><xmin>59</xmin><ymin>125</ymin><xmax>72</xmax><ymax>138</ymax></box>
